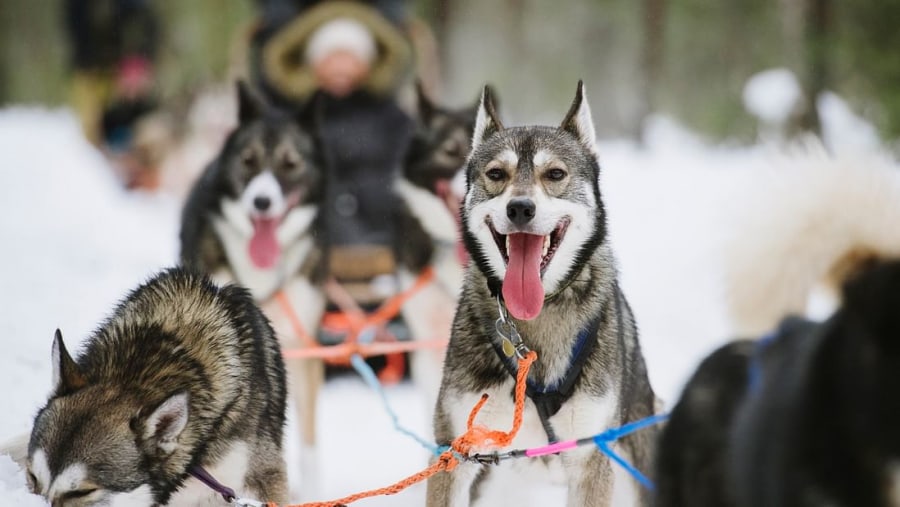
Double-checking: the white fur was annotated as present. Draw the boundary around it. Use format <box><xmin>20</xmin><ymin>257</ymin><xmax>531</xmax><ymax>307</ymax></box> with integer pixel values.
<box><xmin>145</xmin><ymin>392</ymin><xmax>189</xmax><ymax>454</ymax></box>
<box><xmin>213</xmin><ymin>201</ymin><xmax>317</xmax><ymax>300</ymax></box>
<box><xmin>471</xmin><ymin>92</ymin><xmax>501</xmax><ymax>153</ymax></box>
<box><xmin>48</xmin><ymin>462</ymin><xmax>87</xmax><ymax>500</ymax></box>
<box><xmin>106</xmin><ymin>485</ymin><xmax>155</xmax><ymax>507</ymax></box>
<box><xmin>241</xmin><ymin>171</ymin><xmax>287</xmax><ymax>219</ymax></box>
<box><xmin>450</xmin><ymin>168</ymin><xmax>467</xmax><ymax>200</ymax></box>
<box><xmin>721</xmin><ymin>153</ymin><xmax>900</xmax><ymax>335</ymax></box>
<box><xmin>442</xmin><ymin>387</ymin><xmax>620</xmax><ymax>504</ymax></box>
<box><xmin>395</xmin><ymin>179</ymin><xmax>458</xmax><ymax>243</ymax></box>
<box><xmin>532</xmin><ymin>149</ymin><xmax>554</xmax><ymax>168</ymax></box>
<box><xmin>466</xmin><ymin>181</ymin><xmax>595</xmax><ymax>296</ymax></box>
<box><xmin>30</xmin><ymin>449</ymin><xmax>51</xmax><ymax>497</ymax></box>
<box><xmin>569</xmin><ymin>85</ymin><xmax>599</xmax><ymax>156</ymax></box>
<box><xmin>50</xmin><ymin>338</ymin><xmax>62</xmax><ymax>393</ymax></box>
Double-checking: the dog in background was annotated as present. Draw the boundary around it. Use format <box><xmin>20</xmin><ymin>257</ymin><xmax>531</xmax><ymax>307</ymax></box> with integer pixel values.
<box><xmin>393</xmin><ymin>83</ymin><xmax>486</xmax><ymax>401</ymax></box>
<box><xmin>656</xmin><ymin>260</ymin><xmax>900</xmax><ymax>507</ymax></box>
<box><xmin>426</xmin><ymin>82</ymin><xmax>658</xmax><ymax>506</ymax></box>
<box><xmin>26</xmin><ymin>268</ymin><xmax>287</xmax><ymax>506</ymax></box>
<box><xmin>179</xmin><ymin>81</ymin><xmax>326</xmax><ymax>494</ymax></box>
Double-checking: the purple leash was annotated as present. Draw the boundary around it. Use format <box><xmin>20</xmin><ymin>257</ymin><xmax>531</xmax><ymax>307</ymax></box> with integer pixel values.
<box><xmin>189</xmin><ymin>466</ymin><xmax>237</xmax><ymax>502</ymax></box>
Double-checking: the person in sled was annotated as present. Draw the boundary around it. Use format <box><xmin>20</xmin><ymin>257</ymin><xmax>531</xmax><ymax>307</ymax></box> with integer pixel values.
<box><xmin>250</xmin><ymin>0</ymin><xmax>442</xmax><ymax>382</ymax></box>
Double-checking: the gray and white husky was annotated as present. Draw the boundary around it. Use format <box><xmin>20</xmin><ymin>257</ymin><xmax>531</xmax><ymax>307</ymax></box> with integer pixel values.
<box><xmin>25</xmin><ymin>268</ymin><xmax>287</xmax><ymax>506</ymax></box>
<box><xmin>426</xmin><ymin>82</ymin><xmax>658</xmax><ymax>506</ymax></box>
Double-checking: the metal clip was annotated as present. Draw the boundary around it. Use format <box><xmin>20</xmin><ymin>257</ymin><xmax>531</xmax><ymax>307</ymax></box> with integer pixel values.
<box><xmin>495</xmin><ymin>295</ymin><xmax>529</xmax><ymax>359</ymax></box>
<box><xmin>470</xmin><ymin>452</ymin><xmax>513</xmax><ymax>465</ymax></box>
<box><xmin>232</xmin><ymin>498</ymin><xmax>266</xmax><ymax>507</ymax></box>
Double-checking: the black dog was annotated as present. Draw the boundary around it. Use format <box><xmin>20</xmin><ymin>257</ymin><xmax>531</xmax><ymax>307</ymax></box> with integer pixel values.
<box><xmin>656</xmin><ymin>260</ymin><xmax>900</xmax><ymax>507</ymax></box>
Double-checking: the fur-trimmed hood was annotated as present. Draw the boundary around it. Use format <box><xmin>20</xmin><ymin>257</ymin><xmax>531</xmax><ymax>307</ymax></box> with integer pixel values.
<box><xmin>262</xmin><ymin>1</ymin><xmax>412</xmax><ymax>102</ymax></box>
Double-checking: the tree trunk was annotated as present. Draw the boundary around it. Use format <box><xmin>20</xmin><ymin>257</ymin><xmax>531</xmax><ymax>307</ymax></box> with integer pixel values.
<box><xmin>796</xmin><ymin>0</ymin><xmax>831</xmax><ymax>136</ymax></box>
<box><xmin>638</xmin><ymin>0</ymin><xmax>666</xmax><ymax>142</ymax></box>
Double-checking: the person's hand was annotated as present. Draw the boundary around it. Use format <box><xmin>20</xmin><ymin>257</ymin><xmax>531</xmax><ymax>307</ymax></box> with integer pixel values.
<box><xmin>312</xmin><ymin>50</ymin><xmax>371</xmax><ymax>98</ymax></box>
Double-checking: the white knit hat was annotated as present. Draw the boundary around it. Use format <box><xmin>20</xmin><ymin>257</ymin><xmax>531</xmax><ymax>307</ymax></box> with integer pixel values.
<box><xmin>304</xmin><ymin>18</ymin><xmax>378</xmax><ymax>65</ymax></box>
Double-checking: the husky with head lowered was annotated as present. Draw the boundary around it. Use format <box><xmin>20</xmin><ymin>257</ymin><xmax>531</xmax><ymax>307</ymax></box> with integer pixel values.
<box><xmin>426</xmin><ymin>82</ymin><xmax>658</xmax><ymax>506</ymax></box>
<box><xmin>25</xmin><ymin>268</ymin><xmax>287</xmax><ymax>506</ymax></box>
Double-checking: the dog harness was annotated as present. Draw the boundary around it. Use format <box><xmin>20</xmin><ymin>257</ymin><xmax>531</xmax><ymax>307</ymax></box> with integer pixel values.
<box><xmin>491</xmin><ymin>290</ymin><xmax>623</xmax><ymax>444</ymax></box>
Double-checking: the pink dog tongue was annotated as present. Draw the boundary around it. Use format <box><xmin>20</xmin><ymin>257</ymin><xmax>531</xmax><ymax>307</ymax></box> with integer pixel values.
<box><xmin>502</xmin><ymin>233</ymin><xmax>545</xmax><ymax>320</ymax></box>
<box><xmin>249</xmin><ymin>218</ymin><xmax>280</xmax><ymax>269</ymax></box>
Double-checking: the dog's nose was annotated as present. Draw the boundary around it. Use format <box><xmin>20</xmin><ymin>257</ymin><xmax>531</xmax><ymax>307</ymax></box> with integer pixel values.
<box><xmin>507</xmin><ymin>198</ymin><xmax>536</xmax><ymax>227</ymax></box>
<box><xmin>253</xmin><ymin>196</ymin><xmax>271</xmax><ymax>212</ymax></box>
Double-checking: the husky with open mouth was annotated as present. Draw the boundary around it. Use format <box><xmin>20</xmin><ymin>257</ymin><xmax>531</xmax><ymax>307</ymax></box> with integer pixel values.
<box><xmin>426</xmin><ymin>82</ymin><xmax>658</xmax><ymax>506</ymax></box>
<box><xmin>179</xmin><ymin>82</ymin><xmax>326</xmax><ymax>496</ymax></box>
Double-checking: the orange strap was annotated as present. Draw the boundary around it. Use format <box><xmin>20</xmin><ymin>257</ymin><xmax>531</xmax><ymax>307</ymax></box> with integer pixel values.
<box><xmin>275</xmin><ymin>290</ymin><xmax>318</xmax><ymax>348</ymax></box>
<box><xmin>320</xmin><ymin>266</ymin><xmax>436</xmax><ymax>334</ymax></box>
<box><xmin>281</xmin><ymin>337</ymin><xmax>448</xmax><ymax>360</ymax></box>
<box><xmin>275</xmin><ymin>267</ymin><xmax>437</xmax><ymax>364</ymax></box>
<box><xmin>273</xmin><ymin>350</ymin><xmax>537</xmax><ymax>507</ymax></box>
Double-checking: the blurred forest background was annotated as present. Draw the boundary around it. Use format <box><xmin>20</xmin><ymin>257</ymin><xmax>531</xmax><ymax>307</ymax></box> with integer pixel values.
<box><xmin>1</xmin><ymin>0</ymin><xmax>898</xmax><ymax>143</ymax></box>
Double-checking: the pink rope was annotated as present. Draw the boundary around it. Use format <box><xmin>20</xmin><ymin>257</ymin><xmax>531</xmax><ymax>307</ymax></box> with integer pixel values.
<box><xmin>524</xmin><ymin>439</ymin><xmax>579</xmax><ymax>457</ymax></box>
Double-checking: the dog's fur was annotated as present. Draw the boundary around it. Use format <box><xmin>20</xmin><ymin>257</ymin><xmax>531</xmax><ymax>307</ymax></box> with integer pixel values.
<box><xmin>394</xmin><ymin>84</ymin><xmax>484</xmax><ymax>401</ymax></box>
<box><xmin>25</xmin><ymin>268</ymin><xmax>287</xmax><ymax>506</ymax></box>
<box><xmin>656</xmin><ymin>260</ymin><xmax>900</xmax><ymax>507</ymax></box>
<box><xmin>720</xmin><ymin>152</ymin><xmax>900</xmax><ymax>336</ymax></box>
<box><xmin>426</xmin><ymin>82</ymin><xmax>658</xmax><ymax>506</ymax></box>
<box><xmin>179</xmin><ymin>82</ymin><xmax>326</xmax><ymax>495</ymax></box>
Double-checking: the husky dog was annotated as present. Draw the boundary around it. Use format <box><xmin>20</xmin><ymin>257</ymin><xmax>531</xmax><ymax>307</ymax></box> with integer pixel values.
<box><xmin>426</xmin><ymin>82</ymin><xmax>658</xmax><ymax>506</ymax></box>
<box><xmin>25</xmin><ymin>268</ymin><xmax>287</xmax><ymax>506</ymax></box>
<box><xmin>656</xmin><ymin>260</ymin><xmax>900</xmax><ymax>506</ymax></box>
<box><xmin>179</xmin><ymin>82</ymin><xmax>325</xmax><ymax>493</ymax></box>
<box><xmin>180</xmin><ymin>81</ymin><xmax>324</xmax><ymax>297</ymax></box>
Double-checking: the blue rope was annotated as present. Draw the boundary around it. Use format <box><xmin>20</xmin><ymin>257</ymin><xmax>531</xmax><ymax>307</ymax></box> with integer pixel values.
<box><xmin>748</xmin><ymin>332</ymin><xmax>777</xmax><ymax>393</ymax></box>
<box><xmin>592</xmin><ymin>413</ymin><xmax>669</xmax><ymax>491</ymax></box>
<box><xmin>349</xmin><ymin>353</ymin><xmax>447</xmax><ymax>456</ymax></box>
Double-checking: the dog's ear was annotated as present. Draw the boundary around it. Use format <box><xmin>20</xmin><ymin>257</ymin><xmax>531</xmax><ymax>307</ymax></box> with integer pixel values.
<box><xmin>415</xmin><ymin>79</ymin><xmax>436</xmax><ymax>123</ymax></box>
<box><xmin>471</xmin><ymin>84</ymin><xmax>504</xmax><ymax>153</ymax></box>
<box><xmin>560</xmin><ymin>80</ymin><xmax>598</xmax><ymax>155</ymax></box>
<box><xmin>236</xmin><ymin>80</ymin><xmax>266</xmax><ymax>124</ymax></box>
<box><xmin>142</xmin><ymin>392</ymin><xmax>190</xmax><ymax>454</ymax></box>
<box><xmin>52</xmin><ymin>329</ymin><xmax>87</xmax><ymax>396</ymax></box>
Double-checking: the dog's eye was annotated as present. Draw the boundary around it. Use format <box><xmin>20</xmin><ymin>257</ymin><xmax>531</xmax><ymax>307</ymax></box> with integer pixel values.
<box><xmin>442</xmin><ymin>140</ymin><xmax>463</xmax><ymax>158</ymax></box>
<box><xmin>282</xmin><ymin>157</ymin><xmax>301</xmax><ymax>172</ymax></box>
<box><xmin>485</xmin><ymin>167</ymin><xmax>507</xmax><ymax>182</ymax></box>
<box><xmin>61</xmin><ymin>488</ymin><xmax>97</xmax><ymax>500</ymax></box>
<box><xmin>545</xmin><ymin>168</ymin><xmax>567</xmax><ymax>181</ymax></box>
<box><xmin>241</xmin><ymin>151</ymin><xmax>257</xmax><ymax>168</ymax></box>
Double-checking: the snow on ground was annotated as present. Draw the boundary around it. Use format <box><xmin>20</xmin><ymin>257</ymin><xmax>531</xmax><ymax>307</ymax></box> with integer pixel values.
<box><xmin>0</xmin><ymin>100</ymin><xmax>890</xmax><ymax>505</ymax></box>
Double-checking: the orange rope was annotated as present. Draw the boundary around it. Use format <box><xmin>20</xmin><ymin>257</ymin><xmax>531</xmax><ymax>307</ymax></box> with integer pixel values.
<box><xmin>273</xmin><ymin>350</ymin><xmax>538</xmax><ymax>507</ymax></box>
<box><xmin>275</xmin><ymin>291</ymin><xmax>318</xmax><ymax>348</ymax></box>
<box><xmin>275</xmin><ymin>267</ymin><xmax>437</xmax><ymax>365</ymax></box>
<box><xmin>320</xmin><ymin>266</ymin><xmax>436</xmax><ymax>334</ymax></box>
<box><xmin>281</xmin><ymin>338</ymin><xmax>448</xmax><ymax>360</ymax></box>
